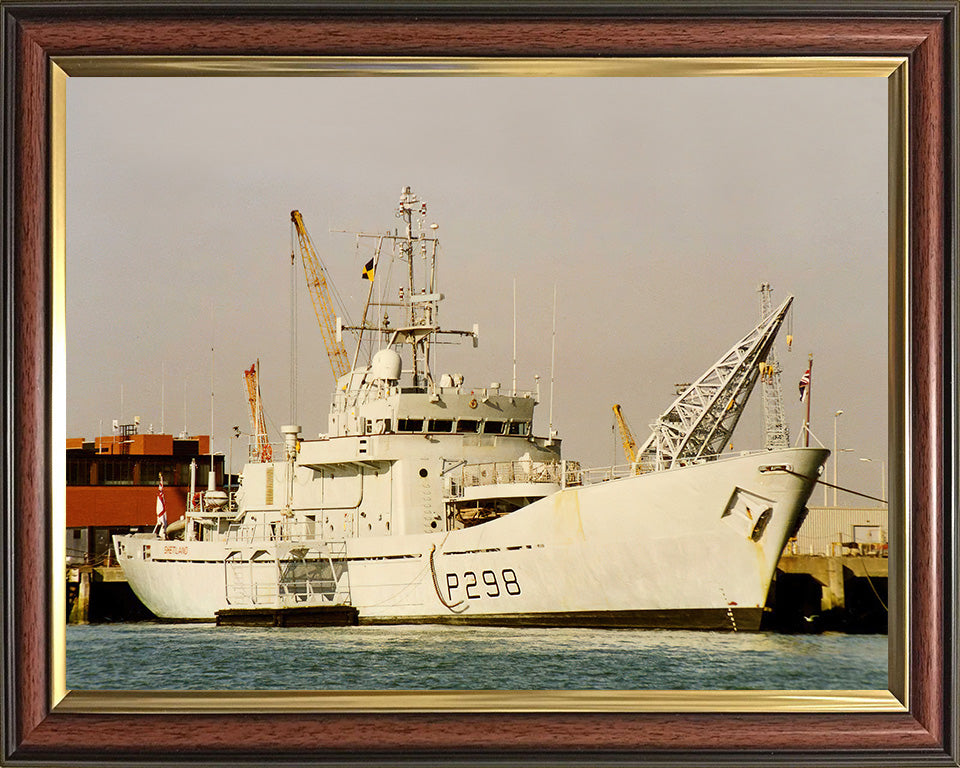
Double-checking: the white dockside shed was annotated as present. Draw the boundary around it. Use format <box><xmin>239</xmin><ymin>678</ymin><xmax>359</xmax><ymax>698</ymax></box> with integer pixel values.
<box><xmin>788</xmin><ymin>506</ymin><xmax>888</xmax><ymax>556</ymax></box>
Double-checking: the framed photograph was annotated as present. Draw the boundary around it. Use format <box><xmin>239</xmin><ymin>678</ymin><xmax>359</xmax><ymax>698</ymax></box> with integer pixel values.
<box><xmin>2</xmin><ymin>2</ymin><xmax>956</xmax><ymax>765</ymax></box>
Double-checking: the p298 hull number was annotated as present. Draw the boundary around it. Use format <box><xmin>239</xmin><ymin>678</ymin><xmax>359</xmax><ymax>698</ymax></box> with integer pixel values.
<box><xmin>445</xmin><ymin>569</ymin><xmax>521</xmax><ymax>601</ymax></box>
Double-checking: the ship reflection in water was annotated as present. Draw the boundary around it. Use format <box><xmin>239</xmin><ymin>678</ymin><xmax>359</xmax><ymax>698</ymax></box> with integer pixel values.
<box><xmin>66</xmin><ymin>623</ymin><xmax>887</xmax><ymax>691</ymax></box>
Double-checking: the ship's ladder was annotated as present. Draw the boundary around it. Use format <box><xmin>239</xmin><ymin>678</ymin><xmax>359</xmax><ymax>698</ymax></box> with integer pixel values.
<box><xmin>223</xmin><ymin>540</ymin><xmax>351</xmax><ymax>608</ymax></box>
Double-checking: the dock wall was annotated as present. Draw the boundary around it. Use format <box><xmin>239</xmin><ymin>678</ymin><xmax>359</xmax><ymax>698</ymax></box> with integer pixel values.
<box><xmin>764</xmin><ymin>554</ymin><xmax>888</xmax><ymax>633</ymax></box>
<box><xmin>67</xmin><ymin>566</ymin><xmax>155</xmax><ymax>623</ymax></box>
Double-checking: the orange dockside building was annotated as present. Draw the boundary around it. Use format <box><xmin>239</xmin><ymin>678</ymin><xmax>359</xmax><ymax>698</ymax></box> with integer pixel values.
<box><xmin>66</xmin><ymin>429</ymin><xmax>225</xmax><ymax>569</ymax></box>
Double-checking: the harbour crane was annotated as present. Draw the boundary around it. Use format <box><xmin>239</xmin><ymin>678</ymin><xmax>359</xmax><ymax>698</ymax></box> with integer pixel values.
<box><xmin>757</xmin><ymin>282</ymin><xmax>791</xmax><ymax>449</ymax></box>
<box><xmin>638</xmin><ymin>296</ymin><xmax>794</xmax><ymax>472</ymax></box>
<box><xmin>612</xmin><ymin>404</ymin><xmax>638</xmax><ymax>464</ymax></box>
<box><xmin>243</xmin><ymin>360</ymin><xmax>272</xmax><ymax>462</ymax></box>
<box><xmin>290</xmin><ymin>210</ymin><xmax>351</xmax><ymax>381</ymax></box>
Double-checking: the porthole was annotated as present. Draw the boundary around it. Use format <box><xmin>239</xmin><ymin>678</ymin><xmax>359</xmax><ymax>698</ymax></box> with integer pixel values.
<box><xmin>419</xmin><ymin>468</ymin><xmax>428</xmax><ymax>478</ymax></box>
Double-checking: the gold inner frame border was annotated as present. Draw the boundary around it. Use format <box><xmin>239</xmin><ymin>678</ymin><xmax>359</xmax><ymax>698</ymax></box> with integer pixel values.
<box><xmin>49</xmin><ymin>55</ymin><xmax>909</xmax><ymax>716</ymax></box>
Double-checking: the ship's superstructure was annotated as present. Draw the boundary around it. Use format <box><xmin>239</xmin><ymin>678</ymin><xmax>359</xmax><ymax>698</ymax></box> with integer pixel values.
<box><xmin>114</xmin><ymin>188</ymin><xmax>827</xmax><ymax>630</ymax></box>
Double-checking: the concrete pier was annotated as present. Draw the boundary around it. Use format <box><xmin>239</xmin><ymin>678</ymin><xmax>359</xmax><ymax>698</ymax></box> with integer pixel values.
<box><xmin>66</xmin><ymin>565</ymin><xmax>155</xmax><ymax>623</ymax></box>
<box><xmin>765</xmin><ymin>554</ymin><xmax>888</xmax><ymax>633</ymax></box>
<box><xmin>67</xmin><ymin>567</ymin><xmax>91</xmax><ymax>624</ymax></box>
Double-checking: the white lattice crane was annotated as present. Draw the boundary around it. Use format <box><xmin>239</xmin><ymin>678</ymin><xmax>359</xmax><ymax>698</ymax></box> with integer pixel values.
<box><xmin>638</xmin><ymin>296</ymin><xmax>794</xmax><ymax>472</ymax></box>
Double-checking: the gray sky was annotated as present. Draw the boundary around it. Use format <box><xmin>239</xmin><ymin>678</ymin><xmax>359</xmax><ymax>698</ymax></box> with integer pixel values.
<box><xmin>66</xmin><ymin>75</ymin><xmax>888</xmax><ymax>503</ymax></box>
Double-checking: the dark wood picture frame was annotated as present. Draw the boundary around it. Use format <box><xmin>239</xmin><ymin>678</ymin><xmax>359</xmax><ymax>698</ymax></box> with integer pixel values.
<box><xmin>2</xmin><ymin>2</ymin><xmax>957</xmax><ymax>765</ymax></box>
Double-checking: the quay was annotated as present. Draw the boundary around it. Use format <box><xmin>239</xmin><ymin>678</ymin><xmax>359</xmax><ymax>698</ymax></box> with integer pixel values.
<box><xmin>763</xmin><ymin>505</ymin><xmax>889</xmax><ymax>633</ymax></box>
<box><xmin>765</xmin><ymin>553</ymin><xmax>888</xmax><ymax>633</ymax></box>
<box><xmin>67</xmin><ymin>564</ymin><xmax>154</xmax><ymax>624</ymax></box>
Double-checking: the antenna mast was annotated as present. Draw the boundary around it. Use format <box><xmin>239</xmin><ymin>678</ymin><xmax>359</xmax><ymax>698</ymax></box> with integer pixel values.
<box><xmin>548</xmin><ymin>284</ymin><xmax>557</xmax><ymax>440</ymax></box>
<box><xmin>334</xmin><ymin>188</ymin><xmax>478</xmax><ymax>390</ymax></box>
<box><xmin>289</xmin><ymin>225</ymin><xmax>298</xmax><ymax>423</ymax></box>
<box><xmin>397</xmin><ymin>186</ymin><xmax>423</xmax><ymax>387</ymax></box>
<box><xmin>512</xmin><ymin>277</ymin><xmax>517</xmax><ymax>396</ymax></box>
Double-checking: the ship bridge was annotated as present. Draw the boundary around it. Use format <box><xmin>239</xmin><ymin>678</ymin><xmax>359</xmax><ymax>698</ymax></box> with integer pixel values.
<box><xmin>328</xmin><ymin>376</ymin><xmax>539</xmax><ymax>440</ymax></box>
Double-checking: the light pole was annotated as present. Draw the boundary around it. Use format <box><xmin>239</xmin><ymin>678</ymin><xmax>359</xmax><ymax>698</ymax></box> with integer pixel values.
<box><xmin>859</xmin><ymin>457</ymin><xmax>887</xmax><ymax>504</ymax></box>
<box><xmin>833</xmin><ymin>410</ymin><xmax>843</xmax><ymax>506</ymax></box>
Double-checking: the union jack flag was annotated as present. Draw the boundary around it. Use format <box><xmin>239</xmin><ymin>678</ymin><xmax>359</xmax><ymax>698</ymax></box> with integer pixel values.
<box><xmin>798</xmin><ymin>367</ymin><xmax>811</xmax><ymax>401</ymax></box>
<box><xmin>155</xmin><ymin>474</ymin><xmax>167</xmax><ymax>534</ymax></box>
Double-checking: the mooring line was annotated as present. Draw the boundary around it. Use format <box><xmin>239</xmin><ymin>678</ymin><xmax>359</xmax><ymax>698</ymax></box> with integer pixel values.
<box><xmin>785</xmin><ymin>469</ymin><xmax>889</xmax><ymax>614</ymax></box>
<box><xmin>783</xmin><ymin>470</ymin><xmax>887</xmax><ymax>505</ymax></box>
<box><xmin>855</xmin><ymin>555</ymin><xmax>889</xmax><ymax>613</ymax></box>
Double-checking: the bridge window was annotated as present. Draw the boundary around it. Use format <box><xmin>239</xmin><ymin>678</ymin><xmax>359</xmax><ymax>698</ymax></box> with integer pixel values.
<box><xmin>397</xmin><ymin>419</ymin><xmax>424</xmax><ymax>433</ymax></box>
<box><xmin>483</xmin><ymin>421</ymin><xmax>505</xmax><ymax>435</ymax></box>
<box><xmin>457</xmin><ymin>420</ymin><xmax>479</xmax><ymax>433</ymax></box>
<box><xmin>507</xmin><ymin>422</ymin><xmax>529</xmax><ymax>436</ymax></box>
<box><xmin>428</xmin><ymin>419</ymin><xmax>453</xmax><ymax>432</ymax></box>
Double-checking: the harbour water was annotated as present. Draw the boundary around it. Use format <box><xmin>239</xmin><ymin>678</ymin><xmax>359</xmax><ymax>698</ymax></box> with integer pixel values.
<box><xmin>67</xmin><ymin>624</ymin><xmax>887</xmax><ymax>691</ymax></box>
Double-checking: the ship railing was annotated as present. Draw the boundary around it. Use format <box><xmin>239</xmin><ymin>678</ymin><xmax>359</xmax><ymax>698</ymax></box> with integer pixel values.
<box><xmin>225</xmin><ymin>567</ymin><xmax>346</xmax><ymax>607</ymax></box>
<box><xmin>224</xmin><ymin>520</ymin><xmax>325</xmax><ymax>544</ymax></box>
<box><xmin>448</xmin><ymin>459</ymin><xmax>650</xmax><ymax>494</ymax></box>
<box><xmin>331</xmin><ymin>386</ymin><xmax>538</xmax><ymax>411</ymax></box>
<box><xmin>225</xmin><ymin>581</ymin><xmax>280</xmax><ymax>606</ymax></box>
<box><xmin>278</xmin><ymin>578</ymin><xmax>341</xmax><ymax>605</ymax></box>
<box><xmin>247</xmin><ymin>440</ymin><xmax>282</xmax><ymax>464</ymax></box>
<box><xmin>565</xmin><ymin>463</ymin><xmax>639</xmax><ymax>486</ymax></box>
<box><xmin>224</xmin><ymin>581</ymin><xmax>335</xmax><ymax>607</ymax></box>
<box><xmin>450</xmin><ymin>447</ymin><xmax>785</xmax><ymax>495</ymax></box>
<box><xmin>452</xmin><ymin>460</ymin><xmax>565</xmax><ymax>492</ymax></box>
<box><xmin>567</xmin><ymin>448</ymin><xmax>769</xmax><ymax>486</ymax></box>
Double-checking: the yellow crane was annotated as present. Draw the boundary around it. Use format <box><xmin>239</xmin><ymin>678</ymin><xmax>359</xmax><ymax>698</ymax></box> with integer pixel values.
<box><xmin>612</xmin><ymin>403</ymin><xmax>638</xmax><ymax>464</ymax></box>
<box><xmin>290</xmin><ymin>210</ymin><xmax>351</xmax><ymax>380</ymax></box>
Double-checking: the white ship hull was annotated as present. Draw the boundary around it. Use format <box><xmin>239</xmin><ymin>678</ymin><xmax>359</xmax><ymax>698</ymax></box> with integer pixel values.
<box><xmin>112</xmin><ymin>188</ymin><xmax>826</xmax><ymax>632</ymax></box>
<box><xmin>115</xmin><ymin>447</ymin><xmax>825</xmax><ymax>630</ymax></box>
